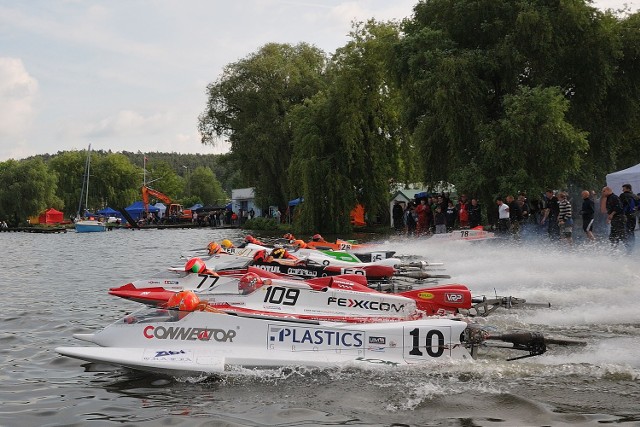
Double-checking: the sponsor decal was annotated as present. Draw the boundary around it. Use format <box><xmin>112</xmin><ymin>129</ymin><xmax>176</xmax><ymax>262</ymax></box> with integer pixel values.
<box><xmin>286</xmin><ymin>268</ymin><xmax>318</xmax><ymax>277</ymax></box>
<box><xmin>147</xmin><ymin>281</ymin><xmax>161</xmax><ymax>284</ymax></box>
<box><xmin>327</xmin><ymin>296</ymin><xmax>405</xmax><ymax>313</ymax></box>
<box><xmin>164</xmin><ymin>280</ymin><xmax>179</xmax><ymax>285</ymax></box>
<box><xmin>340</xmin><ymin>268</ymin><xmax>366</xmax><ymax>275</ymax></box>
<box><xmin>368</xmin><ymin>336</ymin><xmax>386</xmax><ymax>345</ymax></box>
<box><xmin>143</xmin><ymin>349</ymin><xmax>193</xmax><ymax>362</ymax></box>
<box><xmin>367</xmin><ymin>346</ymin><xmax>385</xmax><ymax>352</ymax></box>
<box><xmin>445</xmin><ymin>293</ymin><xmax>465</xmax><ymax>303</ymax></box>
<box><xmin>254</xmin><ymin>265</ymin><xmax>283</xmax><ymax>273</ymax></box>
<box><xmin>268</xmin><ymin>325</ymin><xmax>363</xmax><ymax>348</ymax></box>
<box><xmin>417</xmin><ymin>292</ymin><xmax>435</xmax><ymax>300</ymax></box>
<box><xmin>143</xmin><ymin>325</ymin><xmax>236</xmax><ymax>342</ymax></box>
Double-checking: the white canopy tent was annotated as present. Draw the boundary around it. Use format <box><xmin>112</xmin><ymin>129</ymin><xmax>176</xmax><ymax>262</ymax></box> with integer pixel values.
<box><xmin>154</xmin><ymin>202</ymin><xmax>166</xmax><ymax>218</ymax></box>
<box><xmin>606</xmin><ymin>163</ymin><xmax>640</xmax><ymax>195</ymax></box>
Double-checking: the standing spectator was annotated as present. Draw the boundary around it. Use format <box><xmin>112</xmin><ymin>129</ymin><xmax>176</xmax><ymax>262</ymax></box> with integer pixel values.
<box><xmin>415</xmin><ymin>199</ymin><xmax>430</xmax><ymax>236</ymax></box>
<box><xmin>456</xmin><ymin>194</ymin><xmax>470</xmax><ymax>228</ymax></box>
<box><xmin>619</xmin><ymin>184</ymin><xmax>637</xmax><ymax>246</ymax></box>
<box><xmin>601</xmin><ymin>186</ymin><xmax>626</xmax><ymax>246</ymax></box>
<box><xmin>506</xmin><ymin>195</ymin><xmax>523</xmax><ymax>239</ymax></box>
<box><xmin>392</xmin><ymin>201</ymin><xmax>404</xmax><ymax>233</ymax></box>
<box><xmin>434</xmin><ymin>206</ymin><xmax>446</xmax><ymax>234</ymax></box>
<box><xmin>541</xmin><ymin>189</ymin><xmax>560</xmax><ymax>241</ymax></box>
<box><xmin>404</xmin><ymin>203</ymin><xmax>417</xmax><ymax>236</ymax></box>
<box><xmin>469</xmin><ymin>198</ymin><xmax>482</xmax><ymax>228</ymax></box>
<box><xmin>580</xmin><ymin>190</ymin><xmax>595</xmax><ymax>241</ymax></box>
<box><xmin>445</xmin><ymin>200</ymin><xmax>457</xmax><ymax>232</ymax></box>
<box><xmin>557</xmin><ymin>192</ymin><xmax>573</xmax><ymax>244</ymax></box>
<box><xmin>496</xmin><ymin>197</ymin><xmax>510</xmax><ymax>234</ymax></box>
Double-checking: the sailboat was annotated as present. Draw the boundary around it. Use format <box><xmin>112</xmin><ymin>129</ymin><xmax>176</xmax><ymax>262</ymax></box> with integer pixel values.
<box><xmin>74</xmin><ymin>144</ymin><xmax>106</xmax><ymax>233</ymax></box>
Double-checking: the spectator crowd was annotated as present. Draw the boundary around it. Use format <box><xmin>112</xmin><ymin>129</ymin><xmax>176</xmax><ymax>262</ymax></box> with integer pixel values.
<box><xmin>392</xmin><ymin>184</ymin><xmax>639</xmax><ymax>249</ymax></box>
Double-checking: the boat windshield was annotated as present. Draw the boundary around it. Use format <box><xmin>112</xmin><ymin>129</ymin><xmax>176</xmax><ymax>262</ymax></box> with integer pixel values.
<box><xmin>120</xmin><ymin>307</ymin><xmax>186</xmax><ymax>324</ymax></box>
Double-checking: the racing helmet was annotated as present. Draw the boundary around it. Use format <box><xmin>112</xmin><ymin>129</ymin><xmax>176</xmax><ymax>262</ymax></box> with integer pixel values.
<box><xmin>166</xmin><ymin>290</ymin><xmax>200</xmax><ymax>311</ymax></box>
<box><xmin>184</xmin><ymin>257</ymin><xmax>207</xmax><ymax>274</ymax></box>
<box><xmin>245</xmin><ymin>235</ymin><xmax>257</xmax><ymax>243</ymax></box>
<box><xmin>253</xmin><ymin>249</ymin><xmax>267</xmax><ymax>263</ymax></box>
<box><xmin>312</xmin><ymin>233</ymin><xmax>323</xmax><ymax>242</ymax></box>
<box><xmin>238</xmin><ymin>272</ymin><xmax>264</xmax><ymax>295</ymax></box>
<box><xmin>270</xmin><ymin>248</ymin><xmax>288</xmax><ymax>259</ymax></box>
<box><xmin>283</xmin><ymin>233</ymin><xmax>295</xmax><ymax>241</ymax></box>
<box><xmin>207</xmin><ymin>241</ymin><xmax>222</xmax><ymax>255</ymax></box>
<box><xmin>293</xmin><ymin>239</ymin><xmax>306</xmax><ymax>248</ymax></box>
<box><xmin>221</xmin><ymin>239</ymin><xmax>234</xmax><ymax>249</ymax></box>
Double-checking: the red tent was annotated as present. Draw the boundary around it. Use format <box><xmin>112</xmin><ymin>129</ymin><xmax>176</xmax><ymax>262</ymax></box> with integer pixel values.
<box><xmin>39</xmin><ymin>208</ymin><xmax>64</xmax><ymax>224</ymax></box>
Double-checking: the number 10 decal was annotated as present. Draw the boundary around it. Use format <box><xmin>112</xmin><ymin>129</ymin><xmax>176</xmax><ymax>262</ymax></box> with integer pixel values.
<box><xmin>406</xmin><ymin>327</ymin><xmax>446</xmax><ymax>358</ymax></box>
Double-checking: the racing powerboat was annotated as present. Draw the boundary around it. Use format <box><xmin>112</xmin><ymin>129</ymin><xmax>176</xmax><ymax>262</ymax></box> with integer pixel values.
<box><xmin>109</xmin><ymin>266</ymin><xmax>546</xmax><ymax>319</ymax></box>
<box><xmin>56</xmin><ymin>292</ymin><xmax>581</xmax><ymax>377</ymax></box>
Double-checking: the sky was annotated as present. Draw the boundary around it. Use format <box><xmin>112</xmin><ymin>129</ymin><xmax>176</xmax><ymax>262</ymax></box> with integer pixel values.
<box><xmin>1</xmin><ymin>0</ymin><xmax>638</xmax><ymax>161</ymax></box>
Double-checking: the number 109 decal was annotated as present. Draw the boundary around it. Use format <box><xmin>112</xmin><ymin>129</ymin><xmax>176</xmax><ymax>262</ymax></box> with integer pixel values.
<box><xmin>263</xmin><ymin>286</ymin><xmax>300</xmax><ymax>306</ymax></box>
<box><xmin>403</xmin><ymin>327</ymin><xmax>450</xmax><ymax>360</ymax></box>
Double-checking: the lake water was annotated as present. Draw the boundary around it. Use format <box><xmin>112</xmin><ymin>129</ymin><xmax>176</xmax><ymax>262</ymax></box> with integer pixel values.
<box><xmin>1</xmin><ymin>227</ymin><xmax>639</xmax><ymax>426</ymax></box>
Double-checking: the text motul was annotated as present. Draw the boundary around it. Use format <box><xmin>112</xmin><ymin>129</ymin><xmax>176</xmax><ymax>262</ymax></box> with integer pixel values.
<box><xmin>327</xmin><ymin>297</ymin><xmax>405</xmax><ymax>312</ymax></box>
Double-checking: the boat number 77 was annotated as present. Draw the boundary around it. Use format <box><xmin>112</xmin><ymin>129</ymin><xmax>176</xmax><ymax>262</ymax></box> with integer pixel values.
<box><xmin>196</xmin><ymin>274</ymin><xmax>220</xmax><ymax>289</ymax></box>
<box><xmin>408</xmin><ymin>328</ymin><xmax>445</xmax><ymax>358</ymax></box>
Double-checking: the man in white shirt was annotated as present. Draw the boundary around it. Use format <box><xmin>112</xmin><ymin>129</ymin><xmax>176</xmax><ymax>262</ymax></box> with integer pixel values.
<box><xmin>496</xmin><ymin>197</ymin><xmax>510</xmax><ymax>234</ymax></box>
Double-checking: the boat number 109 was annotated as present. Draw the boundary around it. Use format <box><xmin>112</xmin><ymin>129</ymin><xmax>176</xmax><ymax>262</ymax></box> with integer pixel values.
<box><xmin>408</xmin><ymin>328</ymin><xmax>445</xmax><ymax>358</ymax></box>
<box><xmin>263</xmin><ymin>286</ymin><xmax>300</xmax><ymax>306</ymax></box>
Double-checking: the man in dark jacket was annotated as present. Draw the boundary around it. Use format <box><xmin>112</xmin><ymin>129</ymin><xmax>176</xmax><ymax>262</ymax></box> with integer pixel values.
<box><xmin>580</xmin><ymin>190</ymin><xmax>595</xmax><ymax>241</ymax></box>
<box><xmin>601</xmin><ymin>186</ymin><xmax>626</xmax><ymax>246</ymax></box>
<box><xmin>468</xmin><ymin>198</ymin><xmax>482</xmax><ymax>228</ymax></box>
<box><xmin>619</xmin><ymin>184</ymin><xmax>637</xmax><ymax>245</ymax></box>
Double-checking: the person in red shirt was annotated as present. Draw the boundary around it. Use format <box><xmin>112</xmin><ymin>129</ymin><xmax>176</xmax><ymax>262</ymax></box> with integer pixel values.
<box><xmin>415</xmin><ymin>198</ymin><xmax>431</xmax><ymax>236</ymax></box>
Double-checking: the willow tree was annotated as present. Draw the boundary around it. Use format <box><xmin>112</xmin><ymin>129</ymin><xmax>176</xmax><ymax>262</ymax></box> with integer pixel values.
<box><xmin>198</xmin><ymin>43</ymin><xmax>328</xmax><ymax>209</ymax></box>
<box><xmin>396</xmin><ymin>0</ymin><xmax>624</xmax><ymax>201</ymax></box>
<box><xmin>0</xmin><ymin>158</ymin><xmax>61</xmax><ymax>223</ymax></box>
<box><xmin>91</xmin><ymin>153</ymin><xmax>140</xmax><ymax>209</ymax></box>
<box><xmin>289</xmin><ymin>20</ymin><xmax>404</xmax><ymax>233</ymax></box>
<box><xmin>48</xmin><ymin>150</ymin><xmax>86</xmax><ymax>217</ymax></box>
<box><xmin>189</xmin><ymin>166</ymin><xmax>228</xmax><ymax>206</ymax></box>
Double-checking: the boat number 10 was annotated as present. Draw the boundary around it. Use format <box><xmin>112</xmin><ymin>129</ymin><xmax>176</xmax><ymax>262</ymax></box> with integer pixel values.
<box><xmin>263</xmin><ymin>286</ymin><xmax>300</xmax><ymax>306</ymax></box>
<box><xmin>408</xmin><ymin>328</ymin><xmax>445</xmax><ymax>358</ymax></box>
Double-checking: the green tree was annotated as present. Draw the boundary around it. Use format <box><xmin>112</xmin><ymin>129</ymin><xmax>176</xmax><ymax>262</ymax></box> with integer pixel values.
<box><xmin>396</xmin><ymin>0</ymin><xmax>618</xmax><ymax>207</ymax></box>
<box><xmin>0</xmin><ymin>159</ymin><xmax>61</xmax><ymax>223</ymax></box>
<box><xmin>289</xmin><ymin>20</ymin><xmax>403</xmax><ymax>232</ymax></box>
<box><xmin>91</xmin><ymin>153</ymin><xmax>140</xmax><ymax>209</ymax></box>
<box><xmin>189</xmin><ymin>166</ymin><xmax>228</xmax><ymax>206</ymax></box>
<box><xmin>198</xmin><ymin>42</ymin><xmax>328</xmax><ymax>209</ymax></box>
<box><xmin>48</xmin><ymin>150</ymin><xmax>86</xmax><ymax>217</ymax></box>
<box><xmin>145</xmin><ymin>160</ymin><xmax>183</xmax><ymax>200</ymax></box>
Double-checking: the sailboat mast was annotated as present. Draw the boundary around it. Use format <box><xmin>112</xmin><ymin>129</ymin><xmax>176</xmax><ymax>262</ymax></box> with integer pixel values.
<box><xmin>85</xmin><ymin>145</ymin><xmax>91</xmax><ymax>212</ymax></box>
<box><xmin>77</xmin><ymin>144</ymin><xmax>92</xmax><ymax>218</ymax></box>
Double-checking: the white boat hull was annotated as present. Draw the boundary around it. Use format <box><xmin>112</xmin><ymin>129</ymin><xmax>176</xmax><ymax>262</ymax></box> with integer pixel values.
<box><xmin>56</xmin><ymin>309</ymin><xmax>472</xmax><ymax>375</ymax></box>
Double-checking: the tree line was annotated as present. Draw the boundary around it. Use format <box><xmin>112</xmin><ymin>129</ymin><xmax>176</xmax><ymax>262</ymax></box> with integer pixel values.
<box><xmin>0</xmin><ymin>150</ymin><xmax>231</xmax><ymax>225</ymax></box>
<box><xmin>198</xmin><ymin>0</ymin><xmax>640</xmax><ymax>233</ymax></box>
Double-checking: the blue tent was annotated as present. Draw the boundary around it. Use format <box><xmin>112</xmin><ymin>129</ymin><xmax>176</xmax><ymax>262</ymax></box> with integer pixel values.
<box><xmin>189</xmin><ymin>203</ymin><xmax>203</xmax><ymax>211</ymax></box>
<box><xmin>288</xmin><ymin>197</ymin><xmax>304</xmax><ymax>207</ymax></box>
<box><xmin>96</xmin><ymin>207</ymin><xmax>122</xmax><ymax>218</ymax></box>
<box><xmin>125</xmin><ymin>201</ymin><xmax>159</xmax><ymax>221</ymax></box>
